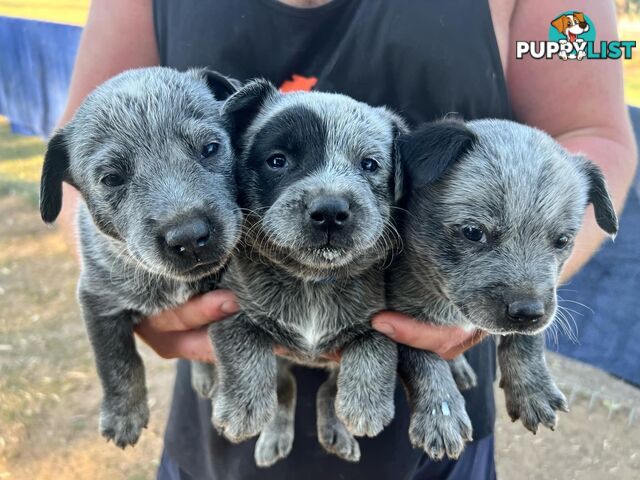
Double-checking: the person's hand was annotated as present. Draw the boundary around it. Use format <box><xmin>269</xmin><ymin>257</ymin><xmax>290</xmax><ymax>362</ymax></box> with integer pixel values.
<box><xmin>372</xmin><ymin>311</ymin><xmax>486</xmax><ymax>360</ymax></box>
<box><xmin>135</xmin><ymin>290</ymin><xmax>239</xmax><ymax>363</ymax></box>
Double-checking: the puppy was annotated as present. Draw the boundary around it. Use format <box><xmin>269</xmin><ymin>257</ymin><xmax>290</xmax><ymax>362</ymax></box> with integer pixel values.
<box><xmin>201</xmin><ymin>79</ymin><xmax>404</xmax><ymax>466</ymax></box>
<box><xmin>388</xmin><ymin>119</ymin><xmax>618</xmax><ymax>459</ymax></box>
<box><xmin>39</xmin><ymin>67</ymin><xmax>242</xmax><ymax>447</ymax></box>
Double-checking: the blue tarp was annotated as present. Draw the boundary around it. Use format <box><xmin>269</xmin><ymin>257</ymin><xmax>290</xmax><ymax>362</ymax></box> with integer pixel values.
<box><xmin>0</xmin><ymin>16</ymin><xmax>81</xmax><ymax>137</ymax></box>
<box><xmin>554</xmin><ymin>108</ymin><xmax>640</xmax><ymax>386</ymax></box>
<box><xmin>0</xmin><ymin>15</ymin><xmax>638</xmax><ymax>384</ymax></box>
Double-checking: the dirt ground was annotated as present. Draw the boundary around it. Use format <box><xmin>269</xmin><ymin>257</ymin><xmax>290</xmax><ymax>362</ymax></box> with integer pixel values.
<box><xmin>0</xmin><ymin>122</ymin><xmax>638</xmax><ymax>478</ymax></box>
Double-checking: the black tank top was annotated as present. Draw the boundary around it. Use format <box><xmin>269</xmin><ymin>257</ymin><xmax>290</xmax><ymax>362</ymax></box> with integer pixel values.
<box><xmin>154</xmin><ymin>1</ymin><xmax>511</xmax><ymax>478</ymax></box>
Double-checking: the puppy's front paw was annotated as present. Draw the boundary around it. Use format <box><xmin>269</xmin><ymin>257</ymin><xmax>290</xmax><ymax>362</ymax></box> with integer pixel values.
<box><xmin>212</xmin><ymin>388</ymin><xmax>277</xmax><ymax>443</ymax></box>
<box><xmin>409</xmin><ymin>390</ymin><xmax>472</xmax><ymax>460</ymax></box>
<box><xmin>501</xmin><ymin>378</ymin><xmax>568</xmax><ymax>433</ymax></box>
<box><xmin>335</xmin><ymin>387</ymin><xmax>394</xmax><ymax>438</ymax></box>
<box><xmin>254</xmin><ymin>423</ymin><xmax>294</xmax><ymax>468</ymax></box>
<box><xmin>100</xmin><ymin>400</ymin><xmax>150</xmax><ymax>448</ymax></box>
<box><xmin>318</xmin><ymin>418</ymin><xmax>361</xmax><ymax>462</ymax></box>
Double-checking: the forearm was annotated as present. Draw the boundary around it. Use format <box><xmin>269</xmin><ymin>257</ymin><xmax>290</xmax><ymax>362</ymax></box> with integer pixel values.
<box><xmin>507</xmin><ymin>0</ymin><xmax>638</xmax><ymax>282</ymax></box>
<box><xmin>53</xmin><ymin>0</ymin><xmax>159</xmax><ymax>247</ymax></box>
<box><xmin>557</xmin><ymin>131</ymin><xmax>637</xmax><ymax>282</ymax></box>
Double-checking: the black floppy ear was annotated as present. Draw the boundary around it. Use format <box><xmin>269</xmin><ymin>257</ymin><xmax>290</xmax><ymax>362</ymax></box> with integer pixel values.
<box><xmin>579</xmin><ymin>157</ymin><xmax>618</xmax><ymax>236</ymax></box>
<box><xmin>221</xmin><ymin>78</ymin><xmax>278</xmax><ymax>149</ymax></box>
<box><xmin>200</xmin><ymin>69</ymin><xmax>241</xmax><ymax>101</ymax></box>
<box><xmin>383</xmin><ymin>109</ymin><xmax>410</xmax><ymax>204</ymax></box>
<box><xmin>398</xmin><ymin>120</ymin><xmax>477</xmax><ymax>194</ymax></box>
<box><xmin>40</xmin><ymin>130</ymin><xmax>71</xmax><ymax>224</ymax></box>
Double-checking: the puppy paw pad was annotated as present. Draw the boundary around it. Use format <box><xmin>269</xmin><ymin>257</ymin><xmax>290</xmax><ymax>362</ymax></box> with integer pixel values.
<box><xmin>335</xmin><ymin>394</ymin><xmax>394</xmax><ymax>438</ymax></box>
<box><xmin>318</xmin><ymin>421</ymin><xmax>361</xmax><ymax>462</ymax></box>
<box><xmin>100</xmin><ymin>403</ymin><xmax>150</xmax><ymax>449</ymax></box>
<box><xmin>212</xmin><ymin>392</ymin><xmax>277</xmax><ymax>443</ymax></box>
<box><xmin>254</xmin><ymin>429</ymin><xmax>294</xmax><ymax>467</ymax></box>
<box><xmin>409</xmin><ymin>399</ymin><xmax>472</xmax><ymax>460</ymax></box>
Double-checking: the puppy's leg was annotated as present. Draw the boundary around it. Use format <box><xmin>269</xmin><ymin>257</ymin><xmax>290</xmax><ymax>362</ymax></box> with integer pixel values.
<box><xmin>79</xmin><ymin>291</ymin><xmax>149</xmax><ymax>448</ymax></box>
<box><xmin>255</xmin><ymin>359</ymin><xmax>296</xmax><ymax>467</ymax></box>
<box><xmin>209</xmin><ymin>314</ymin><xmax>278</xmax><ymax>442</ymax></box>
<box><xmin>190</xmin><ymin>361</ymin><xmax>216</xmax><ymax>399</ymax></box>
<box><xmin>448</xmin><ymin>356</ymin><xmax>478</xmax><ymax>391</ymax></box>
<box><xmin>335</xmin><ymin>331</ymin><xmax>397</xmax><ymax>437</ymax></box>
<box><xmin>317</xmin><ymin>369</ymin><xmax>361</xmax><ymax>462</ymax></box>
<box><xmin>399</xmin><ymin>345</ymin><xmax>472</xmax><ymax>460</ymax></box>
<box><xmin>499</xmin><ymin>333</ymin><xmax>568</xmax><ymax>433</ymax></box>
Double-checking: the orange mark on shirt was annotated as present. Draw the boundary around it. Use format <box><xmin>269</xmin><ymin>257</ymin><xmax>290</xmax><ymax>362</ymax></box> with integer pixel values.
<box><xmin>280</xmin><ymin>74</ymin><xmax>318</xmax><ymax>93</ymax></box>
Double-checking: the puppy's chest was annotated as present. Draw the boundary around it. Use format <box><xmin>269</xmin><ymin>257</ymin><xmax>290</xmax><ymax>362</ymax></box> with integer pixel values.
<box><xmin>234</xmin><ymin>270</ymin><xmax>382</xmax><ymax>355</ymax></box>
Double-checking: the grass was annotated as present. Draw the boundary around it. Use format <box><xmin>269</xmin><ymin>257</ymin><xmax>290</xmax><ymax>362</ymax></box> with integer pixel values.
<box><xmin>0</xmin><ymin>123</ymin><xmax>173</xmax><ymax>478</ymax></box>
<box><xmin>0</xmin><ymin>118</ymin><xmax>45</xmax><ymax>204</ymax></box>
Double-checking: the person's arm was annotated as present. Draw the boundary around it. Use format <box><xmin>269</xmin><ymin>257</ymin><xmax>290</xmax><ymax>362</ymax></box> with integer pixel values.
<box><xmin>372</xmin><ymin>0</ymin><xmax>637</xmax><ymax>352</ymax></box>
<box><xmin>57</xmin><ymin>0</ymin><xmax>159</xmax><ymax>239</ymax></box>
<box><xmin>508</xmin><ymin>0</ymin><xmax>637</xmax><ymax>281</ymax></box>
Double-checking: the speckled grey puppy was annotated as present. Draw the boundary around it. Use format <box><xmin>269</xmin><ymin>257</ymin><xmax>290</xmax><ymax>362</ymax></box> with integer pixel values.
<box><xmin>203</xmin><ymin>79</ymin><xmax>404</xmax><ymax>466</ymax></box>
<box><xmin>388</xmin><ymin>119</ymin><xmax>618</xmax><ymax>460</ymax></box>
<box><xmin>39</xmin><ymin>67</ymin><xmax>242</xmax><ymax>448</ymax></box>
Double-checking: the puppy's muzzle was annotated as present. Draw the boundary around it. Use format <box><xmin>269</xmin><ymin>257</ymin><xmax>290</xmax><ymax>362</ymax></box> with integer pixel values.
<box><xmin>159</xmin><ymin>212</ymin><xmax>220</xmax><ymax>268</ymax></box>
<box><xmin>308</xmin><ymin>195</ymin><xmax>351</xmax><ymax>234</ymax></box>
<box><xmin>506</xmin><ymin>298</ymin><xmax>545</xmax><ymax>326</ymax></box>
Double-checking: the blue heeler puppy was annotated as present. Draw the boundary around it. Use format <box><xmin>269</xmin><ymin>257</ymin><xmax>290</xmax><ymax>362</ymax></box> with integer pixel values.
<box><xmin>38</xmin><ymin>67</ymin><xmax>242</xmax><ymax>448</ymax></box>
<box><xmin>194</xmin><ymin>79</ymin><xmax>406</xmax><ymax>467</ymax></box>
<box><xmin>388</xmin><ymin>119</ymin><xmax>618</xmax><ymax>460</ymax></box>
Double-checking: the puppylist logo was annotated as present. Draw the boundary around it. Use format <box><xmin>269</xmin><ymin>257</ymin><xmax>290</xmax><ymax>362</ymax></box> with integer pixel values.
<box><xmin>516</xmin><ymin>11</ymin><xmax>636</xmax><ymax>61</ymax></box>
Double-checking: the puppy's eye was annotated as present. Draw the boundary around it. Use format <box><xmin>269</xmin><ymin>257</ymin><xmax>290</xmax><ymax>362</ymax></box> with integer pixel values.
<box><xmin>200</xmin><ymin>142</ymin><xmax>220</xmax><ymax>159</ymax></box>
<box><xmin>554</xmin><ymin>234</ymin><xmax>570</xmax><ymax>249</ymax></box>
<box><xmin>461</xmin><ymin>225</ymin><xmax>487</xmax><ymax>243</ymax></box>
<box><xmin>101</xmin><ymin>174</ymin><xmax>126</xmax><ymax>187</ymax></box>
<box><xmin>361</xmin><ymin>158</ymin><xmax>379</xmax><ymax>172</ymax></box>
<box><xmin>266</xmin><ymin>154</ymin><xmax>287</xmax><ymax>169</ymax></box>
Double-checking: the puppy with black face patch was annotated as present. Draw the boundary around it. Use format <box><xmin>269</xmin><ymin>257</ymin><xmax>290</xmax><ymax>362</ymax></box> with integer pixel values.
<box><xmin>388</xmin><ymin>119</ymin><xmax>618</xmax><ymax>460</ymax></box>
<box><xmin>39</xmin><ymin>67</ymin><xmax>242</xmax><ymax>448</ymax></box>
<box><xmin>202</xmin><ymin>79</ymin><xmax>404</xmax><ymax>466</ymax></box>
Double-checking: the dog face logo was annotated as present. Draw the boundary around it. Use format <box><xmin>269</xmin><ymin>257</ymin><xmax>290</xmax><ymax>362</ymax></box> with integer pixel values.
<box><xmin>551</xmin><ymin>12</ymin><xmax>589</xmax><ymax>43</ymax></box>
<box><xmin>550</xmin><ymin>11</ymin><xmax>593</xmax><ymax>60</ymax></box>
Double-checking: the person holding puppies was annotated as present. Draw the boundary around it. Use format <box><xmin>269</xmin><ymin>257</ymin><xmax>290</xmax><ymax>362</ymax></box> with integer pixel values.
<box><xmin>54</xmin><ymin>0</ymin><xmax>637</xmax><ymax>479</ymax></box>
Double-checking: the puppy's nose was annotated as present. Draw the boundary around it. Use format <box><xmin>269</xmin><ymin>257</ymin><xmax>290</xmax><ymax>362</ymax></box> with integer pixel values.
<box><xmin>164</xmin><ymin>217</ymin><xmax>212</xmax><ymax>256</ymax></box>
<box><xmin>507</xmin><ymin>299</ymin><xmax>545</xmax><ymax>324</ymax></box>
<box><xmin>308</xmin><ymin>196</ymin><xmax>351</xmax><ymax>230</ymax></box>
<box><xmin>579</xmin><ymin>21</ymin><xmax>588</xmax><ymax>29</ymax></box>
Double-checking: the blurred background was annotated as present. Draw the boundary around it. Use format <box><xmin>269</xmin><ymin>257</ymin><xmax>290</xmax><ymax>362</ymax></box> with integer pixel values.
<box><xmin>0</xmin><ymin>1</ymin><xmax>638</xmax><ymax>479</ymax></box>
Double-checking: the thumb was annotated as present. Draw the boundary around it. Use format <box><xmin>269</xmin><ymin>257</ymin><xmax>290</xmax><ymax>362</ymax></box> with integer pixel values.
<box><xmin>372</xmin><ymin>311</ymin><xmax>477</xmax><ymax>356</ymax></box>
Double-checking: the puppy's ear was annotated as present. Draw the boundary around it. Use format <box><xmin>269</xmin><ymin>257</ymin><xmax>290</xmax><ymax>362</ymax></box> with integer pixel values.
<box><xmin>221</xmin><ymin>78</ymin><xmax>278</xmax><ymax>148</ymax></box>
<box><xmin>574</xmin><ymin>12</ymin><xmax>585</xmax><ymax>24</ymax></box>
<box><xmin>578</xmin><ymin>156</ymin><xmax>618</xmax><ymax>237</ymax></box>
<box><xmin>199</xmin><ymin>69</ymin><xmax>241</xmax><ymax>101</ymax></box>
<box><xmin>551</xmin><ymin>15</ymin><xmax>568</xmax><ymax>34</ymax></box>
<box><xmin>40</xmin><ymin>130</ymin><xmax>71</xmax><ymax>224</ymax></box>
<box><xmin>398</xmin><ymin>120</ymin><xmax>476</xmax><ymax>195</ymax></box>
<box><xmin>376</xmin><ymin>107</ymin><xmax>409</xmax><ymax>203</ymax></box>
